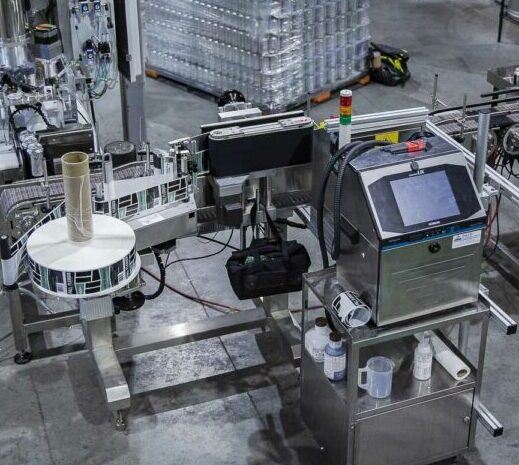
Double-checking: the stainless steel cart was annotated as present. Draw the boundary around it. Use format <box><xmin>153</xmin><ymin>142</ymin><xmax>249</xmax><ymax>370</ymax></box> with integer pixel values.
<box><xmin>300</xmin><ymin>267</ymin><xmax>498</xmax><ymax>465</ymax></box>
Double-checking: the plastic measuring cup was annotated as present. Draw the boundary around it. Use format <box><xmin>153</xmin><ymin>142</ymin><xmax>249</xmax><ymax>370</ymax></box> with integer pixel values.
<box><xmin>358</xmin><ymin>356</ymin><xmax>395</xmax><ymax>399</ymax></box>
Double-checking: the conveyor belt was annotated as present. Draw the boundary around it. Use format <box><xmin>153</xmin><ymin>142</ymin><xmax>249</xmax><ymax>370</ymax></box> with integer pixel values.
<box><xmin>433</xmin><ymin>103</ymin><xmax>519</xmax><ymax>135</ymax></box>
<box><xmin>0</xmin><ymin>164</ymin><xmax>146</xmax><ymax>218</ymax></box>
<box><xmin>271</xmin><ymin>190</ymin><xmax>312</xmax><ymax>209</ymax></box>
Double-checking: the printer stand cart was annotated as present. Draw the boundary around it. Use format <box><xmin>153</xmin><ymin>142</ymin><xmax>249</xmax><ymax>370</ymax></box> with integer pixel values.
<box><xmin>300</xmin><ymin>267</ymin><xmax>492</xmax><ymax>465</ymax></box>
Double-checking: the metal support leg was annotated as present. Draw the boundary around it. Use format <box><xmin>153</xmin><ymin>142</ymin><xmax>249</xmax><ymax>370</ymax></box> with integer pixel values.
<box><xmin>469</xmin><ymin>314</ymin><xmax>490</xmax><ymax>447</ymax></box>
<box><xmin>120</xmin><ymin>74</ymin><xmax>146</xmax><ymax>147</ymax></box>
<box><xmin>240</xmin><ymin>226</ymin><xmax>247</xmax><ymax>250</ymax></box>
<box><xmin>306</xmin><ymin>93</ymin><xmax>312</xmax><ymax>117</ymax></box>
<box><xmin>458</xmin><ymin>321</ymin><xmax>470</xmax><ymax>355</ymax></box>
<box><xmin>263</xmin><ymin>221</ymin><xmax>289</xmax><ymax>314</ymax></box>
<box><xmin>111</xmin><ymin>315</ymin><xmax>117</xmax><ymax>335</ymax></box>
<box><xmin>260</xmin><ymin>221</ymin><xmax>293</xmax><ymax>361</ymax></box>
<box><xmin>6</xmin><ymin>285</ymin><xmax>32</xmax><ymax>364</ymax></box>
<box><xmin>83</xmin><ymin>317</ymin><xmax>131</xmax><ymax>423</ymax></box>
<box><xmin>498</xmin><ymin>0</ymin><xmax>506</xmax><ymax>43</ymax></box>
<box><xmin>474</xmin><ymin>110</ymin><xmax>491</xmax><ymax>195</ymax></box>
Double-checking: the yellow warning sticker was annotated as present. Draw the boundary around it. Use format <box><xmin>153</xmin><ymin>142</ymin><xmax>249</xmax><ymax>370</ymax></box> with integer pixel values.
<box><xmin>375</xmin><ymin>131</ymin><xmax>399</xmax><ymax>144</ymax></box>
<box><xmin>315</xmin><ymin>121</ymin><xmax>327</xmax><ymax>130</ymax></box>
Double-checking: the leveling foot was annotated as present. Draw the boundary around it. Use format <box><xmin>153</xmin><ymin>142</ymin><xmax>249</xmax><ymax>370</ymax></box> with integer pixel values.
<box><xmin>114</xmin><ymin>410</ymin><xmax>127</xmax><ymax>432</ymax></box>
<box><xmin>14</xmin><ymin>351</ymin><xmax>32</xmax><ymax>365</ymax></box>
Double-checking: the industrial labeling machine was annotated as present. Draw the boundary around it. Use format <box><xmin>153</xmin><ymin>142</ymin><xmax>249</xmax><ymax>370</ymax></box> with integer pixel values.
<box><xmin>0</xmin><ymin>4</ymin><xmax>517</xmax><ymax>461</ymax></box>
<box><xmin>0</xmin><ymin>102</ymin><xmax>515</xmax><ymax>463</ymax></box>
<box><xmin>0</xmin><ymin>103</ymin><xmax>314</xmax><ymax>430</ymax></box>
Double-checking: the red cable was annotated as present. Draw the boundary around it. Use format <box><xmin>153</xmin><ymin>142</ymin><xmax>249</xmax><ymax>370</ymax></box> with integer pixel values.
<box><xmin>143</xmin><ymin>268</ymin><xmax>241</xmax><ymax>313</ymax></box>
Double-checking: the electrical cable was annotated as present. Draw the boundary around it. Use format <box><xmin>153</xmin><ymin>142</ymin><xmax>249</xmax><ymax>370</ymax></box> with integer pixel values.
<box><xmin>332</xmin><ymin>140</ymin><xmax>390</xmax><ymax>260</ymax></box>
<box><xmin>89</xmin><ymin>98</ymin><xmax>97</xmax><ymax>126</ymax></box>
<box><xmin>480</xmin><ymin>87</ymin><xmax>519</xmax><ymax>99</ymax></box>
<box><xmin>197</xmin><ymin>232</ymin><xmax>219</xmax><ymax>244</ymax></box>
<box><xmin>19</xmin><ymin>288</ymin><xmax>54</xmax><ymax>314</ymax></box>
<box><xmin>275</xmin><ymin>218</ymin><xmax>307</xmax><ymax>229</ymax></box>
<box><xmin>493</xmin><ymin>205</ymin><xmax>501</xmax><ymax>255</ymax></box>
<box><xmin>407</xmin><ymin>130</ymin><xmax>434</xmax><ymax>141</ymax></box>
<box><xmin>45</xmin><ymin>0</ymin><xmax>57</xmax><ymax>21</ymax></box>
<box><xmin>142</xmin><ymin>268</ymin><xmax>240</xmax><ymax>313</ymax></box>
<box><xmin>317</xmin><ymin>141</ymin><xmax>361</xmax><ymax>269</ymax></box>
<box><xmin>196</xmin><ymin>233</ymin><xmax>240</xmax><ymax>251</ymax></box>
<box><xmin>9</xmin><ymin>104</ymin><xmax>57</xmax><ymax>130</ymax></box>
<box><xmin>484</xmin><ymin>194</ymin><xmax>502</xmax><ymax>261</ymax></box>
<box><xmin>143</xmin><ymin>250</ymin><xmax>165</xmax><ymax>300</ymax></box>
<box><xmin>315</xmin><ymin>141</ymin><xmax>362</xmax><ymax>331</ymax></box>
<box><xmin>166</xmin><ymin>230</ymin><xmax>235</xmax><ymax>268</ymax></box>
<box><xmin>144</xmin><ymin>269</ymin><xmax>324</xmax><ymax>317</ymax></box>
<box><xmin>0</xmin><ymin>331</ymin><xmax>12</xmax><ymax>344</ymax></box>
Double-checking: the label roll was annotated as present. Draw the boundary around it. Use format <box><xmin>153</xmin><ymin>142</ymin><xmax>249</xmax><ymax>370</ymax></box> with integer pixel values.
<box><xmin>415</xmin><ymin>332</ymin><xmax>471</xmax><ymax>381</ymax></box>
<box><xmin>62</xmin><ymin>152</ymin><xmax>93</xmax><ymax>242</ymax></box>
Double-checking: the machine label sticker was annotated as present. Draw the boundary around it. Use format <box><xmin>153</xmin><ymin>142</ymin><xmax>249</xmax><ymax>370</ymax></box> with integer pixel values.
<box><xmin>452</xmin><ymin>230</ymin><xmax>482</xmax><ymax>249</ymax></box>
<box><xmin>28</xmin><ymin>246</ymin><xmax>138</xmax><ymax>297</ymax></box>
<box><xmin>375</xmin><ymin>130</ymin><xmax>399</xmax><ymax>144</ymax></box>
<box><xmin>94</xmin><ymin>177</ymin><xmax>188</xmax><ymax>220</ymax></box>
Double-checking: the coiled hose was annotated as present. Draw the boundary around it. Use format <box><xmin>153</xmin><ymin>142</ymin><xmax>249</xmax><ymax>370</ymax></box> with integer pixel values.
<box><xmin>316</xmin><ymin>141</ymin><xmax>361</xmax><ymax>331</ymax></box>
<box><xmin>317</xmin><ymin>141</ymin><xmax>361</xmax><ymax>269</ymax></box>
<box><xmin>144</xmin><ymin>250</ymin><xmax>166</xmax><ymax>300</ymax></box>
<box><xmin>331</xmin><ymin>140</ymin><xmax>390</xmax><ymax>260</ymax></box>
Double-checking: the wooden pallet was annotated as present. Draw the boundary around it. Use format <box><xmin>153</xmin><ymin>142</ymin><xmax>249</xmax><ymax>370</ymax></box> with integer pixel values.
<box><xmin>146</xmin><ymin>65</ymin><xmax>371</xmax><ymax>111</ymax></box>
<box><xmin>145</xmin><ymin>68</ymin><xmax>160</xmax><ymax>79</ymax></box>
<box><xmin>311</xmin><ymin>73</ymin><xmax>371</xmax><ymax>105</ymax></box>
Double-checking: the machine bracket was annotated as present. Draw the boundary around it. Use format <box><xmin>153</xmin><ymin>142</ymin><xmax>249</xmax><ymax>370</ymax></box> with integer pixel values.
<box><xmin>475</xmin><ymin>402</ymin><xmax>504</xmax><ymax>437</ymax></box>
<box><xmin>479</xmin><ymin>285</ymin><xmax>518</xmax><ymax>335</ymax></box>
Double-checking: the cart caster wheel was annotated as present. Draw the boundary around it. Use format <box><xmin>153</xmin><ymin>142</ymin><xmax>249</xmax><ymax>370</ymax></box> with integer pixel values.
<box><xmin>14</xmin><ymin>351</ymin><xmax>32</xmax><ymax>365</ymax></box>
<box><xmin>114</xmin><ymin>410</ymin><xmax>127</xmax><ymax>431</ymax></box>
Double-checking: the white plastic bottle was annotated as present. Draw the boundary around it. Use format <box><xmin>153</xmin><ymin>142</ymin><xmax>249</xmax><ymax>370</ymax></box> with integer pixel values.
<box><xmin>413</xmin><ymin>335</ymin><xmax>433</xmax><ymax>381</ymax></box>
<box><xmin>305</xmin><ymin>317</ymin><xmax>329</xmax><ymax>363</ymax></box>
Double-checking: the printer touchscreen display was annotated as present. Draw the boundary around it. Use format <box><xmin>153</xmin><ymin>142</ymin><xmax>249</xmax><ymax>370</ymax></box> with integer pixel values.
<box><xmin>390</xmin><ymin>171</ymin><xmax>461</xmax><ymax>227</ymax></box>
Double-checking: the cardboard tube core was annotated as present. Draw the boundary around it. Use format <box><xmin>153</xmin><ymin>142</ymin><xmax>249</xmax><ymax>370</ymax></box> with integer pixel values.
<box><xmin>62</xmin><ymin>151</ymin><xmax>93</xmax><ymax>242</ymax></box>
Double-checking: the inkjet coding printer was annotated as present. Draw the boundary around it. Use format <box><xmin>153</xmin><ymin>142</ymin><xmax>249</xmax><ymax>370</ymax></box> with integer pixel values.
<box><xmin>335</xmin><ymin>134</ymin><xmax>487</xmax><ymax>326</ymax></box>
<box><xmin>302</xmin><ymin>132</ymin><xmax>492</xmax><ymax>465</ymax></box>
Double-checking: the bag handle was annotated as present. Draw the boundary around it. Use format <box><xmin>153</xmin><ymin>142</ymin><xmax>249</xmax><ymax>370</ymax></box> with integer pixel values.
<box><xmin>262</xmin><ymin>204</ymin><xmax>291</xmax><ymax>265</ymax></box>
<box><xmin>262</xmin><ymin>203</ymin><xmax>282</xmax><ymax>243</ymax></box>
<box><xmin>250</xmin><ymin>201</ymin><xmax>258</xmax><ymax>241</ymax></box>
<box><xmin>252</xmin><ymin>247</ymin><xmax>263</xmax><ymax>272</ymax></box>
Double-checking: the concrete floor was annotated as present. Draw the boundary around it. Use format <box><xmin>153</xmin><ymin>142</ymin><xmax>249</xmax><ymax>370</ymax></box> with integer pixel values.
<box><xmin>1</xmin><ymin>1</ymin><xmax>519</xmax><ymax>464</ymax></box>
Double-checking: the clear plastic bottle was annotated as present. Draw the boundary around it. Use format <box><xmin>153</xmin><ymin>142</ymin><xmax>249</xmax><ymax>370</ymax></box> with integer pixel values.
<box><xmin>324</xmin><ymin>331</ymin><xmax>346</xmax><ymax>381</ymax></box>
<box><xmin>305</xmin><ymin>317</ymin><xmax>329</xmax><ymax>363</ymax></box>
<box><xmin>413</xmin><ymin>335</ymin><xmax>433</xmax><ymax>381</ymax></box>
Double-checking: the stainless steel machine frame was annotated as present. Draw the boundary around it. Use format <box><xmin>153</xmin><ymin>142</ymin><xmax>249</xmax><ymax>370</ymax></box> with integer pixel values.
<box><xmin>301</xmin><ymin>267</ymin><xmax>500</xmax><ymax>465</ymax></box>
<box><xmin>4</xmin><ymin>107</ymin><xmax>516</xmax><ymax>433</ymax></box>
<box><xmin>1</xmin><ymin>112</ymin><xmax>310</xmax><ymax>430</ymax></box>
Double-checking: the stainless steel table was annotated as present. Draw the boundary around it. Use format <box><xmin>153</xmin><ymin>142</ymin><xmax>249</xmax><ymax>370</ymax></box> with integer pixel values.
<box><xmin>300</xmin><ymin>267</ymin><xmax>493</xmax><ymax>465</ymax></box>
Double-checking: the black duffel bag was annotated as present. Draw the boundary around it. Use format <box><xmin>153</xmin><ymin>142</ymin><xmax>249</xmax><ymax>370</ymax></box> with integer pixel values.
<box><xmin>370</xmin><ymin>42</ymin><xmax>411</xmax><ymax>87</ymax></box>
<box><xmin>226</xmin><ymin>207</ymin><xmax>311</xmax><ymax>300</ymax></box>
